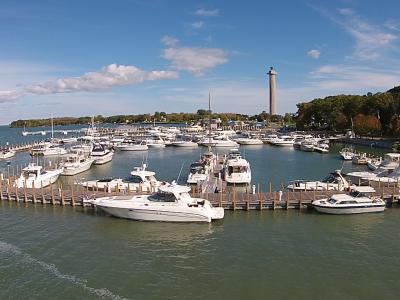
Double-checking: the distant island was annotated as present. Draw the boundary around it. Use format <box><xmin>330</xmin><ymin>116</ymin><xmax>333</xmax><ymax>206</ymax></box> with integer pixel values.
<box><xmin>10</xmin><ymin>110</ymin><xmax>294</xmax><ymax>128</ymax></box>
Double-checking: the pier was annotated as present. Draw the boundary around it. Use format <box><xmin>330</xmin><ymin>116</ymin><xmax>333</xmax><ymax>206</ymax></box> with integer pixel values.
<box><xmin>1</xmin><ymin>177</ymin><xmax>399</xmax><ymax>211</ymax></box>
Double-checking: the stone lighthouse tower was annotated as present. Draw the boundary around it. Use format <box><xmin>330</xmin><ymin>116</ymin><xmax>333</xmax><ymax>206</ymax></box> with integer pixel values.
<box><xmin>268</xmin><ymin>66</ymin><xmax>277</xmax><ymax>115</ymax></box>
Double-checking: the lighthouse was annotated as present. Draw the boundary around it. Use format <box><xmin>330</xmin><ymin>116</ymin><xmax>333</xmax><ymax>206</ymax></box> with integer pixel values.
<box><xmin>268</xmin><ymin>67</ymin><xmax>277</xmax><ymax>115</ymax></box>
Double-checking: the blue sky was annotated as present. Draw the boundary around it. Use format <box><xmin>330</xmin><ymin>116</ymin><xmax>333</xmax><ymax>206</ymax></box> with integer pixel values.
<box><xmin>1</xmin><ymin>0</ymin><xmax>400</xmax><ymax>124</ymax></box>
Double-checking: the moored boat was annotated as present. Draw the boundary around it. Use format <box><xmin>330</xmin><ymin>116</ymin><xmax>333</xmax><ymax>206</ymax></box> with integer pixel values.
<box><xmin>312</xmin><ymin>186</ymin><xmax>385</xmax><ymax>214</ymax></box>
<box><xmin>89</xmin><ymin>182</ymin><xmax>224</xmax><ymax>223</ymax></box>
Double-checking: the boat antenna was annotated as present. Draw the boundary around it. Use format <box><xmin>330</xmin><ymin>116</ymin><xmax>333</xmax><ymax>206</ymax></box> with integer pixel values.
<box><xmin>176</xmin><ymin>162</ymin><xmax>184</xmax><ymax>183</ymax></box>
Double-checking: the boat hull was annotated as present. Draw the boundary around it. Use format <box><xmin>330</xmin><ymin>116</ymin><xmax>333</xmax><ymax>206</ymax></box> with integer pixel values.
<box><xmin>61</xmin><ymin>160</ymin><xmax>94</xmax><ymax>176</ymax></box>
<box><xmin>313</xmin><ymin>204</ymin><xmax>385</xmax><ymax>214</ymax></box>
<box><xmin>92</xmin><ymin>152</ymin><xmax>114</xmax><ymax>165</ymax></box>
<box><xmin>97</xmin><ymin>206</ymin><xmax>212</xmax><ymax>223</ymax></box>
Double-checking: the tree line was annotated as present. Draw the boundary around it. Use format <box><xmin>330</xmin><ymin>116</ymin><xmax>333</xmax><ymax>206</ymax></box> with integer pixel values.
<box><xmin>10</xmin><ymin>110</ymin><xmax>294</xmax><ymax>128</ymax></box>
<box><xmin>295</xmin><ymin>86</ymin><xmax>400</xmax><ymax>136</ymax></box>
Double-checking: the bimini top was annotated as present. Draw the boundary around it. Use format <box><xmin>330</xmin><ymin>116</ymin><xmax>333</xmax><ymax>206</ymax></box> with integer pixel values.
<box><xmin>130</xmin><ymin>164</ymin><xmax>155</xmax><ymax>177</ymax></box>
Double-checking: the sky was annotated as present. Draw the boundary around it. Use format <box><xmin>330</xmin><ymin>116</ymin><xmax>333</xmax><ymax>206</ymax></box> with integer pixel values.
<box><xmin>1</xmin><ymin>0</ymin><xmax>400</xmax><ymax>124</ymax></box>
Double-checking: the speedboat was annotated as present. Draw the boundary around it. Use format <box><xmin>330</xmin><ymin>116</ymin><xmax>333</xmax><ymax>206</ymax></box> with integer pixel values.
<box><xmin>261</xmin><ymin>134</ymin><xmax>278</xmax><ymax>144</ymax></box>
<box><xmin>213</xmin><ymin>138</ymin><xmax>239</xmax><ymax>148</ymax></box>
<box><xmin>145</xmin><ymin>136</ymin><xmax>166</xmax><ymax>148</ymax></box>
<box><xmin>119</xmin><ymin>141</ymin><xmax>149</xmax><ymax>151</ymax></box>
<box><xmin>314</xmin><ymin>142</ymin><xmax>329</xmax><ymax>154</ymax></box>
<box><xmin>235</xmin><ymin>134</ymin><xmax>263</xmax><ymax>145</ymax></box>
<box><xmin>223</xmin><ymin>149</ymin><xmax>251</xmax><ymax>184</ymax></box>
<box><xmin>30</xmin><ymin>143</ymin><xmax>67</xmax><ymax>156</ymax></box>
<box><xmin>171</xmin><ymin>140</ymin><xmax>198</xmax><ymax>147</ymax></box>
<box><xmin>352</xmin><ymin>153</ymin><xmax>369</xmax><ymax>165</ymax></box>
<box><xmin>361</xmin><ymin>165</ymin><xmax>400</xmax><ymax>187</ymax></box>
<box><xmin>339</xmin><ymin>147</ymin><xmax>355</xmax><ymax>160</ymax></box>
<box><xmin>14</xmin><ymin>163</ymin><xmax>63</xmax><ymax>188</ymax></box>
<box><xmin>78</xmin><ymin>164</ymin><xmax>161</xmax><ymax>192</ymax></box>
<box><xmin>286</xmin><ymin>170</ymin><xmax>350</xmax><ymax>191</ymax></box>
<box><xmin>312</xmin><ymin>186</ymin><xmax>385</xmax><ymax>214</ymax></box>
<box><xmin>89</xmin><ymin>182</ymin><xmax>224</xmax><ymax>223</ymax></box>
<box><xmin>0</xmin><ymin>149</ymin><xmax>15</xmax><ymax>159</ymax></box>
<box><xmin>60</xmin><ymin>152</ymin><xmax>94</xmax><ymax>176</ymax></box>
<box><xmin>300</xmin><ymin>141</ymin><xmax>314</xmax><ymax>152</ymax></box>
<box><xmin>271</xmin><ymin>136</ymin><xmax>294</xmax><ymax>147</ymax></box>
<box><xmin>90</xmin><ymin>143</ymin><xmax>114</xmax><ymax>164</ymax></box>
<box><xmin>187</xmin><ymin>162</ymin><xmax>209</xmax><ymax>184</ymax></box>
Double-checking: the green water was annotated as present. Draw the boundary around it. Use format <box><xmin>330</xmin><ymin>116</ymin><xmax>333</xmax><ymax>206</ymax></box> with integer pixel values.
<box><xmin>0</xmin><ymin>125</ymin><xmax>398</xmax><ymax>299</ymax></box>
<box><xmin>1</xmin><ymin>202</ymin><xmax>399</xmax><ymax>299</ymax></box>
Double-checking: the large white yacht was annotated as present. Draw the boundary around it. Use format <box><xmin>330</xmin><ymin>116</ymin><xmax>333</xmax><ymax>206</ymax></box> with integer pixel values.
<box><xmin>223</xmin><ymin>149</ymin><xmax>251</xmax><ymax>184</ymax></box>
<box><xmin>14</xmin><ymin>163</ymin><xmax>63</xmax><ymax>188</ymax></box>
<box><xmin>339</xmin><ymin>147</ymin><xmax>356</xmax><ymax>160</ymax></box>
<box><xmin>312</xmin><ymin>186</ymin><xmax>385</xmax><ymax>214</ymax></box>
<box><xmin>60</xmin><ymin>152</ymin><xmax>94</xmax><ymax>176</ymax></box>
<box><xmin>235</xmin><ymin>134</ymin><xmax>263</xmax><ymax>145</ymax></box>
<box><xmin>145</xmin><ymin>135</ymin><xmax>166</xmax><ymax>148</ymax></box>
<box><xmin>90</xmin><ymin>143</ymin><xmax>114</xmax><ymax>165</ymax></box>
<box><xmin>89</xmin><ymin>182</ymin><xmax>224</xmax><ymax>223</ymax></box>
<box><xmin>78</xmin><ymin>164</ymin><xmax>161</xmax><ymax>192</ymax></box>
<box><xmin>214</xmin><ymin>138</ymin><xmax>239</xmax><ymax>148</ymax></box>
<box><xmin>286</xmin><ymin>170</ymin><xmax>350</xmax><ymax>191</ymax></box>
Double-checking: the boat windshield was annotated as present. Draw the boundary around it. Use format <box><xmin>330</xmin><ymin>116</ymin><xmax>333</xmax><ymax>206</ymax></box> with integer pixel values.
<box><xmin>328</xmin><ymin>198</ymin><xmax>337</xmax><ymax>204</ymax></box>
<box><xmin>123</xmin><ymin>175</ymin><xmax>143</xmax><ymax>183</ymax></box>
<box><xmin>349</xmin><ymin>191</ymin><xmax>362</xmax><ymax>198</ymax></box>
<box><xmin>145</xmin><ymin>175</ymin><xmax>156</xmax><ymax>182</ymax></box>
<box><xmin>148</xmin><ymin>191</ymin><xmax>177</xmax><ymax>202</ymax></box>
<box><xmin>228</xmin><ymin>166</ymin><xmax>248</xmax><ymax>174</ymax></box>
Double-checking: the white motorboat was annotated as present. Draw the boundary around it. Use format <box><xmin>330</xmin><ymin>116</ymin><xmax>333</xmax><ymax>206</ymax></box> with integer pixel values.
<box><xmin>261</xmin><ymin>134</ymin><xmax>278</xmax><ymax>144</ymax></box>
<box><xmin>0</xmin><ymin>149</ymin><xmax>15</xmax><ymax>159</ymax></box>
<box><xmin>60</xmin><ymin>152</ymin><xmax>94</xmax><ymax>176</ymax></box>
<box><xmin>235</xmin><ymin>134</ymin><xmax>263</xmax><ymax>145</ymax></box>
<box><xmin>145</xmin><ymin>136</ymin><xmax>166</xmax><ymax>148</ymax></box>
<box><xmin>300</xmin><ymin>141</ymin><xmax>314</xmax><ymax>152</ymax></box>
<box><xmin>14</xmin><ymin>163</ymin><xmax>63</xmax><ymax>188</ymax></box>
<box><xmin>187</xmin><ymin>162</ymin><xmax>209</xmax><ymax>184</ymax></box>
<box><xmin>171</xmin><ymin>140</ymin><xmax>198</xmax><ymax>147</ymax></box>
<box><xmin>119</xmin><ymin>141</ymin><xmax>149</xmax><ymax>151</ymax></box>
<box><xmin>71</xmin><ymin>143</ymin><xmax>92</xmax><ymax>155</ymax></box>
<box><xmin>314</xmin><ymin>142</ymin><xmax>329</xmax><ymax>154</ymax></box>
<box><xmin>213</xmin><ymin>138</ymin><xmax>239</xmax><ymax>148</ymax></box>
<box><xmin>78</xmin><ymin>164</ymin><xmax>161</xmax><ymax>192</ymax></box>
<box><xmin>339</xmin><ymin>147</ymin><xmax>355</xmax><ymax>160</ymax></box>
<box><xmin>271</xmin><ymin>136</ymin><xmax>294</xmax><ymax>147</ymax></box>
<box><xmin>30</xmin><ymin>143</ymin><xmax>67</xmax><ymax>156</ymax></box>
<box><xmin>90</xmin><ymin>144</ymin><xmax>114</xmax><ymax>165</ymax></box>
<box><xmin>224</xmin><ymin>149</ymin><xmax>251</xmax><ymax>184</ymax></box>
<box><xmin>286</xmin><ymin>170</ymin><xmax>350</xmax><ymax>191</ymax></box>
<box><xmin>89</xmin><ymin>182</ymin><xmax>224</xmax><ymax>223</ymax></box>
<box><xmin>361</xmin><ymin>165</ymin><xmax>400</xmax><ymax>187</ymax></box>
<box><xmin>312</xmin><ymin>186</ymin><xmax>385</xmax><ymax>214</ymax></box>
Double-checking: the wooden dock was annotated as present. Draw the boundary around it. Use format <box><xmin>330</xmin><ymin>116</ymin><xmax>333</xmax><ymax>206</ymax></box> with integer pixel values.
<box><xmin>1</xmin><ymin>178</ymin><xmax>399</xmax><ymax>211</ymax></box>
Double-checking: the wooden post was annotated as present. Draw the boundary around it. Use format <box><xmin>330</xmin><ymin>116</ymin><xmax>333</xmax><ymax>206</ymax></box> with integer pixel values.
<box><xmin>23</xmin><ymin>180</ymin><xmax>27</xmax><ymax>203</ymax></box>
<box><xmin>286</xmin><ymin>191</ymin><xmax>289</xmax><ymax>210</ymax></box>
<box><xmin>50</xmin><ymin>183</ymin><xmax>55</xmax><ymax>205</ymax></box>
<box><xmin>32</xmin><ymin>184</ymin><xmax>36</xmax><ymax>203</ymax></box>
<box><xmin>6</xmin><ymin>179</ymin><xmax>11</xmax><ymax>201</ymax></box>
<box><xmin>15</xmin><ymin>183</ymin><xmax>19</xmax><ymax>202</ymax></box>
<box><xmin>60</xmin><ymin>184</ymin><xmax>65</xmax><ymax>206</ymax></box>
<box><xmin>71</xmin><ymin>184</ymin><xmax>75</xmax><ymax>206</ymax></box>
<box><xmin>0</xmin><ymin>180</ymin><xmax>3</xmax><ymax>201</ymax></box>
<box><xmin>246</xmin><ymin>191</ymin><xmax>250</xmax><ymax>211</ymax></box>
<box><xmin>219</xmin><ymin>190</ymin><xmax>223</xmax><ymax>207</ymax></box>
<box><xmin>299</xmin><ymin>190</ymin><xmax>303</xmax><ymax>209</ymax></box>
<box><xmin>41</xmin><ymin>181</ymin><xmax>45</xmax><ymax>204</ymax></box>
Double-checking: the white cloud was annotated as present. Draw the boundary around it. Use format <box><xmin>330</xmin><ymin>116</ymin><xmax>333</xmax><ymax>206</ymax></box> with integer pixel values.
<box><xmin>384</xmin><ymin>19</ymin><xmax>400</xmax><ymax>32</ymax></box>
<box><xmin>307</xmin><ymin>49</ymin><xmax>321</xmax><ymax>59</ymax></box>
<box><xmin>0</xmin><ymin>90</ymin><xmax>22</xmax><ymax>102</ymax></box>
<box><xmin>0</xmin><ymin>64</ymin><xmax>178</xmax><ymax>101</ymax></box>
<box><xmin>194</xmin><ymin>8</ymin><xmax>219</xmax><ymax>17</ymax></box>
<box><xmin>162</xmin><ymin>47</ymin><xmax>228</xmax><ymax>76</ymax></box>
<box><xmin>311</xmin><ymin>6</ymin><xmax>397</xmax><ymax>60</ymax></box>
<box><xmin>191</xmin><ymin>21</ymin><xmax>204</xmax><ymax>29</ymax></box>
<box><xmin>161</xmin><ymin>35</ymin><xmax>178</xmax><ymax>46</ymax></box>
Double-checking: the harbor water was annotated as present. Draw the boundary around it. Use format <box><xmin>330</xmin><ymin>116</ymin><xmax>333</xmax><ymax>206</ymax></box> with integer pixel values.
<box><xmin>0</xmin><ymin>125</ymin><xmax>399</xmax><ymax>299</ymax></box>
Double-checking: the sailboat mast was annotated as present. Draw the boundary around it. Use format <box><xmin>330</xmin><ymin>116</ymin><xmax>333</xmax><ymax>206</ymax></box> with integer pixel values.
<box><xmin>208</xmin><ymin>92</ymin><xmax>211</xmax><ymax>153</ymax></box>
<box><xmin>51</xmin><ymin>117</ymin><xmax>54</xmax><ymax>140</ymax></box>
